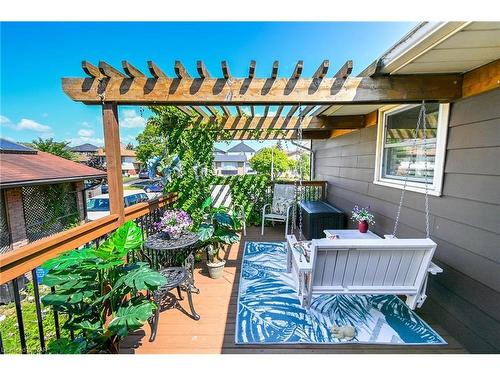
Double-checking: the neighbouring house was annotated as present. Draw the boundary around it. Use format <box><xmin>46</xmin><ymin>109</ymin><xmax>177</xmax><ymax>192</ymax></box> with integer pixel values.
<box><xmin>310</xmin><ymin>22</ymin><xmax>500</xmax><ymax>353</ymax></box>
<box><xmin>70</xmin><ymin>142</ymin><xmax>99</xmax><ymax>163</ymax></box>
<box><xmin>96</xmin><ymin>145</ymin><xmax>141</xmax><ymax>176</ymax></box>
<box><xmin>0</xmin><ymin>138</ymin><xmax>106</xmax><ymax>254</ymax></box>
<box><xmin>213</xmin><ymin>142</ymin><xmax>256</xmax><ymax>175</ymax></box>
<box><xmin>227</xmin><ymin>141</ymin><xmax>256</xmax><ymax>158</ymax></box>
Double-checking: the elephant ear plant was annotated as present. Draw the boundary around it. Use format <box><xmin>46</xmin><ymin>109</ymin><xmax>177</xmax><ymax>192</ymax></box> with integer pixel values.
<box><xmin>41</xmin><ymin>221</ymin><xmax>167</xmax><ymax>353</ymax></box>
<box><xmin>196</xmin><ymin>197</ymin><xmax>240</xmax><ymax>279</ymax></box>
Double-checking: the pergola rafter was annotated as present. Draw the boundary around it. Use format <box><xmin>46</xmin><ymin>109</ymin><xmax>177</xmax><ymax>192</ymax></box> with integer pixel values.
<box><xmin>66</xmin><ymin>59</ymin><xmax>469</xmax><ymax>141</ymax></box>
<box><xmin>65</xmin><ymin>59</ymin><xmax>462</xmax><ymax>106</ymax></box>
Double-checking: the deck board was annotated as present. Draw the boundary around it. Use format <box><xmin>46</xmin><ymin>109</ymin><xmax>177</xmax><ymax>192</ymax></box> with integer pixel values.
<box><xmin>121</xmin><ymin>225</ymin><xmax>467</xmax><ymax>354</ymax></box>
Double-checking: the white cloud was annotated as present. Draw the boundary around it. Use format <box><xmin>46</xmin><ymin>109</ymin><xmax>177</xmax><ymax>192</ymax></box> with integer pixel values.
<box><xmin>78</xmin><ymin>128</ymin><xmax>95</xmax><ymax>137</ymax></box>
<box><xmin>67</xmin><ymin>136</ymin><xmax>104</xmax><ymax>147</ymax></box>
<box><xmin>1</xmin><ymin>116</ymin><xmax>53</xmax><ymax>135</ymax></box>
<box><xmin>79</xmin><ymin>121</ymin><xmax>93</xmax><ymax>128</ymax></box>
<box><xmin>120</xmin><ymin>109</ymin><xmax>146</xmax><ymax>128</ymax></box>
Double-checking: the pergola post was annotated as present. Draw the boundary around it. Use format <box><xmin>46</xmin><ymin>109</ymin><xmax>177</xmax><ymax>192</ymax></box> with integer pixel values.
<box><xmin>102</xmin><ymin>102</ymin><xmax>124</xmax><ymax>223</ymax></box>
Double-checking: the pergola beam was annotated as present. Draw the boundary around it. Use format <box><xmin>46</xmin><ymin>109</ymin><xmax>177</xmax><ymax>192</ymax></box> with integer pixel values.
<box><xmin>191</xmin><ymin>114</ymin><xmax>369</xmax><ymax>131</ymax></box>
<box><xmin>62</xmin><ymin>74</ymin><xmax>463</xmax><ymax>105</ymax></box>
<box><xmin>216</xmin><ymin>129</ymin><xmax>333</xmax><ymax>141</ymax></box>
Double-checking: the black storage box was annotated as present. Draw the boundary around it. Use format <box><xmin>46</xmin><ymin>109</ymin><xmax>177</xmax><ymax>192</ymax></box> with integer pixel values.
<box><xmin>299</xmin><ymin>201</ymin><xmax>345</xmax><ymax>240</ymax></box>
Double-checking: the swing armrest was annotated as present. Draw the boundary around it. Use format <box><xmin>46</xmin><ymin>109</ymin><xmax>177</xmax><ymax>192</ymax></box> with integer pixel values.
<box><xmin>428</xmin><ymin>262</ymin><xmax>443</xmax><ymax>275</ymax></box>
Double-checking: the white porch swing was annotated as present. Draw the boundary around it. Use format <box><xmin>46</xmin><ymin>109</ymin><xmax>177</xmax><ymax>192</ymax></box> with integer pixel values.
<box><xmin>286</xmin><ymin>101</ymin><xmax>443</xmax><ymax>310</ymax></box>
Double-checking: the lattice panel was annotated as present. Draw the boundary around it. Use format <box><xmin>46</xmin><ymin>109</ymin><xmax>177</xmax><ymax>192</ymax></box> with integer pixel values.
<box><xmin>22</xmin><ymin>183</ymin><xmax>80</xmax><ymax>243</ymax></box>
<box><xmin>0</xmin><ymin>191</ymin><xmax>11</xmax><ymax>254</ymax></box>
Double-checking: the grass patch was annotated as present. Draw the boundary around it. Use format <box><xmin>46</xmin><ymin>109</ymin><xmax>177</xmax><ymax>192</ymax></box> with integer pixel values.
<box><xmin>0</xmin><ymin>282</ymin><xmax>69</xmax><ymax>354</ymax></box>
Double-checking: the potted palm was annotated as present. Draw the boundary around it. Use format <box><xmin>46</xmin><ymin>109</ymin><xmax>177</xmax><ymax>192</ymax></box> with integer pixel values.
<box><xmin>196</xmin><ymin>197</ymin><xmax>240</xmax><ymax>279</ymax></box>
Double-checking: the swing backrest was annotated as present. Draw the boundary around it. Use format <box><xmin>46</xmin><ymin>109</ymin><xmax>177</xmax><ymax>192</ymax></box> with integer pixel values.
<box><xmin>309</xmin><ymin>237</ymin><xmax>437</xmax><ymax>295</ymax></box>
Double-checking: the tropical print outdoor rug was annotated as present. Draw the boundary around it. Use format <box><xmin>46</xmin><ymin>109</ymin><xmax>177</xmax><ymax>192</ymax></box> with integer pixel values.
<box><xmin>235</xmin><ymin>241</ymin><xmax>446</xmax><ymax>345</ymax></box>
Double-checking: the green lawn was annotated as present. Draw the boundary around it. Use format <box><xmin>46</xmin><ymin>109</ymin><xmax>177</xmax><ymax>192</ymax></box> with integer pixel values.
<box><xmin>0</xmin><ymin>283</ymin><xmax>69</xmax><ymax>354</ymax></box>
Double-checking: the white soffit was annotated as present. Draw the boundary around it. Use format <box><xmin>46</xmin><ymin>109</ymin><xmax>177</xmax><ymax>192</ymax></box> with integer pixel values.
<box><xmin>388</xmin><ymin>22</ymin><xmax>500</xmax><ymax>75</ymax></box>
<box><xmin>322</xmin><ymin>104</ymin><xmax>383</xmax><ymax>116</ymax></box>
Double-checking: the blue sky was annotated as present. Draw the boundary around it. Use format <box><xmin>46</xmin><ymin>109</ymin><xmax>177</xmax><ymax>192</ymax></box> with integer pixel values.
<box><xmin>0</xmin><ymin>22</ymin><xmax>416</xmax><ymax>150</ymax></box>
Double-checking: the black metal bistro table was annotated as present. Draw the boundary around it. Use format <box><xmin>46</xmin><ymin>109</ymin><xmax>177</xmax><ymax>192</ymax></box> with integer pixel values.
<box><xmin>144</xmin><ymin>231</ymin><xmax>201</xmax><ymax>342</ymax></box>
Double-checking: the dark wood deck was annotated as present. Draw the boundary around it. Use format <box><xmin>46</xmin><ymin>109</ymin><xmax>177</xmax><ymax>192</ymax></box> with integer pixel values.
<box><xmin>121</xmin><ymin>225</ymin><xmax>467</xmax><ymax>354</ymax></box>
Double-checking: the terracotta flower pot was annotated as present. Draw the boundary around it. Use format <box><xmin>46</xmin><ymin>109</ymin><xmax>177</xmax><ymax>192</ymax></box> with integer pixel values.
<box><xmin>358</xmin><ymin>220</ymin><xmax>369</xmax><ymax>233</ymax></box>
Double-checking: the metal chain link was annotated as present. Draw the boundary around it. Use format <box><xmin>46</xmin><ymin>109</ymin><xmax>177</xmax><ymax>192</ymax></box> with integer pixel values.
<box><xmin>393</xmin><ymin>101</ymin><xmax>430</xmax><ymax>238</ymax></box>
<box><xmin>297</xmin><ymin>105</ymin><xmax>304</xmax><ymax>240</ymax></box>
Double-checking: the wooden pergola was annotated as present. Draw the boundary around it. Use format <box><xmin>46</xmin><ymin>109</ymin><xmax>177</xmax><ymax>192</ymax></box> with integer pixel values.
<box><xmin>61</xmin><ymin>58</ymin><xmax>496</xmax><ymax>226</ymax></box>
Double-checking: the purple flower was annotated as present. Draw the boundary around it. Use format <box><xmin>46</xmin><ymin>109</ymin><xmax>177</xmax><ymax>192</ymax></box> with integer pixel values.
<box><xmin>154</xmin><ymin>209</ymin><xmax>193</xmax><ymax>235</ymax></box>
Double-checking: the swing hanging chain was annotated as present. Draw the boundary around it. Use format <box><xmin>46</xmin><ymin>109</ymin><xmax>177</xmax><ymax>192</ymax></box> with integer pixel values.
<box><xmin>392</xmin><ymin>101</ymin><xmax>431</xmax><ymax>238</ymax></box>
<box><xmin>297</xmin><ymin>104</ymin><xmax>304</xmax><ymax>241</ymax></box>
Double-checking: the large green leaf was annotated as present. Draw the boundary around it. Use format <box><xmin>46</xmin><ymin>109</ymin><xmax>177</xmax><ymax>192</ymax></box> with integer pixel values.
<box><xmin>214</xmin><ymin>228</ymin><xmax>239</xmax><ymax>244</ymax></box>
<box><xmin>42</xmin><ymin>247</ymin><xmax>96</xmax><ymax>271</ymax></box>
<box><xmin>214</xmin><ymin>211</ymin><xmax>234</xmax><ymax>227</ymax></box>
<box><xmin>201</xmin><ymin>196</ymin><xmax>213</xmax><ymax>210</ymax></box>
<box><xmin>47</xmin><ymin>338</ymin><xmax>87</xmax><ymax>354</ymax></box>
<box><xmin>111</xmin><ymin>221</ymin><xmax>143</xmax><ymax>256</ymax></box>
<box><xmin>42</xmin><ymin>292</ymin><xmax>72</xmax><ymax>306</ymax></box>
<box><xmin>108</xmin><ymin>300</ymin><xmax>155</xmax><ymax>337</ymax></box>
<box><xmin>197</xmin><ymin>222</ymin><xmax>215</xmax><ymax>242</ymax></box>
<box><xmin>115</xmin><ymin>262</ymin><xmax>167</xmax><ymax>291</ymax></box>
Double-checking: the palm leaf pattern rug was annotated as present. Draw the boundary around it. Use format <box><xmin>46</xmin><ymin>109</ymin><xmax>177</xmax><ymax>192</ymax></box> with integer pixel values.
<box><xmin>235</xmin><ymin>242</ymin><xmax>446</xmax><ymax>345</ymax></box>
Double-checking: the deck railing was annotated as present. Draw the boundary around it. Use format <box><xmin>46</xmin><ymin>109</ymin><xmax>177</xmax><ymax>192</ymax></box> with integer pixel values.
<box><xmin>265</xmin><ymin>180</ymin><xmax>327</xmax><ymax>203</ymax></box>
<box><xmin>0</xmin><ymin>193</ymin><xmax>177</xmax><ymax>354</ymax></box>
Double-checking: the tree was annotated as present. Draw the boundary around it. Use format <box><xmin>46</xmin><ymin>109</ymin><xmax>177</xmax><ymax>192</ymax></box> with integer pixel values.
<box><xmin>32</xmin><ymin>138</ymin><xmax>75</xmax><ymax>160</ymax></box>
<box><xmin>298</xmin><ymin>152</ymin><xmax>311</xmax><ymax>180</ymax></box>
<box><xmin>125</xmin><ymin>142</ymin><xmax>135</xmax><ymax>150</ymax></box>
<box><xmin>136</xmin><ymin>106</ymin><xmax>224</xmax><ymax>224</ymax></box>
<box><xmin>249</xmin><ymin>147</ymin><xmax>293</xmax><ymax>178</ymax></box>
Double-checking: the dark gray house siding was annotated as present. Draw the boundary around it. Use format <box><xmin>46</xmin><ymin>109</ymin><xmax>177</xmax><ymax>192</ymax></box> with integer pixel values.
<box><xmin>312</xmin><ymin>88</ymin><xmax>500</xmax><ymax>353</ymax></box>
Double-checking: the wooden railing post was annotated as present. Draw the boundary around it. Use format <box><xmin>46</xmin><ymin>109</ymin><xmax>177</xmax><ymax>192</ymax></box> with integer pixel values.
<box><xmin>102</xmin><ymin>103</ymin><xmax>124</xmax><ymax>223</ymax></box>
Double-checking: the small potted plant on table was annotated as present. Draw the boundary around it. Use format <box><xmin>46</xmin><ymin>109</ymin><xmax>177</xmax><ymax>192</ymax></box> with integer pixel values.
<box><xmin>351</xmin><ymin>205</ymin><xmax>375</xmax><ymax>233</ymax></box>
<box><xmin>154</xmin><ymin>209</ymin><xmax>193</xmax><ymax>240</ymax></box>
<box><xmin>196</xmin><ymin>197</ymin><xmax>240</xmax><ymax>279</ymax></box>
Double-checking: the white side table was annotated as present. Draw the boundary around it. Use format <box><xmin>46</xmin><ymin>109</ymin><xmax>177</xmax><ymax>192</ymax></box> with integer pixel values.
<box><xmin>323</xmin><ymin>229</ymin><xmax>381</xmax><ymax>240</ymax></box>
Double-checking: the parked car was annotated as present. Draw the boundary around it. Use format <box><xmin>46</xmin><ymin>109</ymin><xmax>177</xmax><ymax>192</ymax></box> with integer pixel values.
<box><xmin>143</xmin><ymin>181</ymin><xmax>164</xmax><ymax>193</ymax></box>
<box><xmin>130</xmin><ymin>179</ymin><xmax>159</xmax><ymax>189</ymax></box>
<box><xmin>138</xmin><ymin>170</ymin><xmax>150</xmax><ymax>179</ymax></box>
<box><xmin>86</xmin><ymin>190</ymin><xmax>149</xmax><ymax>221</ymax></box>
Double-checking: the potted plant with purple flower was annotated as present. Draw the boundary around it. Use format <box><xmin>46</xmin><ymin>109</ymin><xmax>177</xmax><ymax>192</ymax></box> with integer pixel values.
<box><xmin>351</xmin><ymin>205</ymin><xmax>375</xmax><ymax>233</ymax></box>
<box><xmin>154</xmin><ymin>209</ymin><xmax>193</xmax><ymax>239</ymax></box>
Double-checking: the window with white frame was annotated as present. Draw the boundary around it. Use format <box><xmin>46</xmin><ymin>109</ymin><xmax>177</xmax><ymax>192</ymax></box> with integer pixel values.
<box><xmin>374</xmin><ymin>103</ymin><xmax>449</xmax><ymax>196</ymax></box>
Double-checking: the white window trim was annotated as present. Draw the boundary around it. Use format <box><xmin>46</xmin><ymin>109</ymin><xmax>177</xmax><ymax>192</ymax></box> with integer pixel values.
<box><xmin>373</xmin><ymin>103</ymin><xmax>449</xmax><ymax>197</ymax></box>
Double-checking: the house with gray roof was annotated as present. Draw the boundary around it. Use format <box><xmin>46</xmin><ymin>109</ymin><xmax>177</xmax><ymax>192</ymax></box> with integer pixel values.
<box><xmin>213</xmin><ymin>143</ymin><xmax>255</xmax><ymax>175</ymax></box>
